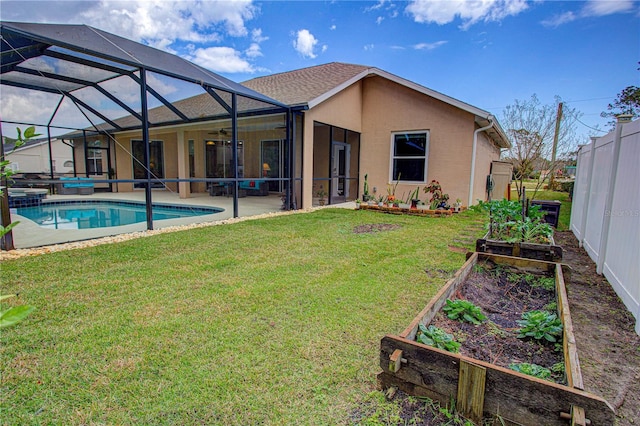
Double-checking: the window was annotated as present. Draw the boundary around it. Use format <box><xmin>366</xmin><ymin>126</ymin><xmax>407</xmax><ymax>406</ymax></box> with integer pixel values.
<box><xmin>86</xmin><ymin>148</ymin><xmax>103</xmax><ymax>175</ymax></box>
<box><xmin>391</xmin><ymin>132</ymin><xmax>428</xmax><ymax>182</ymax></box>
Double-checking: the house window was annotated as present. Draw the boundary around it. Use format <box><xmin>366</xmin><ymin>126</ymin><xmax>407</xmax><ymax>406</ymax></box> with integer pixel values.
<box><xmin>391</xmin><ymin>131</ymin><xmax>428</xmax><ymax>182</ymax></box>
<box><xmin>86</xmin><ymin>148</ymin><xmax>103</xmax><ymax>175</ymax></box>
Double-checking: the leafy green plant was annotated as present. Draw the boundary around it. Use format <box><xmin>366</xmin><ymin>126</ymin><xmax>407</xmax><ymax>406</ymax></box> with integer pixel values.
<box><xmin>442</xmin><ymin>299</ymin><xmax>487</xmax><ymax>325</ymax></box>
<box><xmin>477</xmin><ymin>199</ymin><xmax>554</xmax><ymax>244</ymax></box>
<box><xmin>0</xmin><ymin>294</ymin><xmax>34</xmax><ymax>328</ymax></box>
<box><xmin>416</xmin><ymin>324</ymin><xmax>460</xmax><ymax>353</ymax></box>
<box><xmin>1</xmin><ymin>126</ymin><xmax>41</xmax><ymax>239</ymax></box>
<box><xmin>516</xmin><ymin>310</ymin><xmax>563</xmax><ymax>343</ymax></box>
<box><xmin>551</xmin><ymin>362</ymin><xmax>565</xmax><ymax>374</ymax></box>
<box><xmin>533</xmin><ymin>276</ymin><xmax>556</xmax><ymax>291</ymax></box>
<box><xmin>509</xmin><ymin>362</ymin><xmax>552</xmax><ymax>380</ymax></box>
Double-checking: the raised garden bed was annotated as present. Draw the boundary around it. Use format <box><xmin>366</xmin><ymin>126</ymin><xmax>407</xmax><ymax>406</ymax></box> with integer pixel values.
<box><xmin>378</xmin><ymin>252</ymin><xmax>614</xmax><ymax>425</ymax></box>
<box><xmin>476</xmin><ymin>231</ymin><xmax>563</xmax><ymax>262</ymax></box>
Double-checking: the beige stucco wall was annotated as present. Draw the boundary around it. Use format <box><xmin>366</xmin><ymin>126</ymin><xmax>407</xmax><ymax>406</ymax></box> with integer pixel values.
<box><xmin>359</xmin><ymin>76</ymin><xmax>490</xmax><ymax>205</ymax></box>
<box><xmin>297</xmin><ymin>75</ymin><xmax>501</xmax><ymax>207</ymax></box>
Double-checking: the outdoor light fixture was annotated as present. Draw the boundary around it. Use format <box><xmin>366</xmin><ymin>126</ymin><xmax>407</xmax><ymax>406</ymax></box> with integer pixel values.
<box><xmin>206</xmin><ymin>140</ymin><xmax>215</xmax><ymax>145</ymax></box>
<box><xmin>263</xmin><ymin>163</ymin><xmax>271</xmax><ymax>177</ymax></box>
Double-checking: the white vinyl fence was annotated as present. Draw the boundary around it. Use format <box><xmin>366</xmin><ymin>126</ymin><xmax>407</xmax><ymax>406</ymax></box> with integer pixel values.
<box><xmin>570</xmin><ymin>118</ymin><xmax>640</xmax><ymax>335</ymax></box>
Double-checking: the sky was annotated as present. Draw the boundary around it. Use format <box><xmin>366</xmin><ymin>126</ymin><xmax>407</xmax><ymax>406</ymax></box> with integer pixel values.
<box><xmin>1</xmin><ymin>0</ymin><xmax>638</xmax><ymax>142</ymax></box>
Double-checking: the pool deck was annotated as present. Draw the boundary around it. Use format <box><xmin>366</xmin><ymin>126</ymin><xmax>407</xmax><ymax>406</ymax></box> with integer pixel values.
<box><xmin>8</xmin><ymin>189</ymin><xmax>355</xmax><ymax>249</ymax></box>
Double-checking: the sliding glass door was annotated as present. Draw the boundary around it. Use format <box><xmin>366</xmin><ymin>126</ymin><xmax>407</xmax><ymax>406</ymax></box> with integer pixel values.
<box><xmin>132</xmin><ymin>140</ymin><xmax>164</xmax><ymax>188</ymax></box>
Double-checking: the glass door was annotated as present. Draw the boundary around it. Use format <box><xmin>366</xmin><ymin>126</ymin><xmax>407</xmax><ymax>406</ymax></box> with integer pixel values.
<box><xmin>261</xmin><ymin>139</ymin><xmax>285</xmax><ymax>192</ymax></box>
<box><xmin>331</xmin><ymin>142</ymin><xmax>350</xmax><ymax>201</ymax></box>
<box><xmin>132</xmin><ymin>140</ymin><xmax>164</xmax><ymax>188</ymax></box>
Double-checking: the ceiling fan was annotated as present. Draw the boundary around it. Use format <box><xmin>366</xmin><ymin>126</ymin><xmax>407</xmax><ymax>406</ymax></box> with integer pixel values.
<box><xmin>208</xmin><ymin>128</ymin><xmax>228</xmax><ymax>135</ymax></box>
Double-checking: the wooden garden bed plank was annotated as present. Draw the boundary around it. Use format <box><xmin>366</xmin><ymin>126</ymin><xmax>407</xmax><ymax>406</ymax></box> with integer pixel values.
<box><xmin>379</xmin><ymin>335</ymin><xmax>615</xmax><ymax>425</ymax></box>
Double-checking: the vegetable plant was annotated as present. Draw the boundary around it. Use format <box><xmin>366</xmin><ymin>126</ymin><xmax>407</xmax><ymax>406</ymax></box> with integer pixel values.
<box><xmin>509</xmin><ymin>362</ymin><xmax>552</xmax><ymax>380</ymax></box>
<box><xmin>442</xmin><ymin>299</ymin><xmax>487</xmax><ymax>325</ymax></box>
<box><xmin>516</xmin><ymin>310</ymin><xmax>563</xmax><ymax>343</ymax></box>
<box><xmin>416</xmin><ymin>324</ymin><xmax>460</xmax><ymax>353</ymax></box>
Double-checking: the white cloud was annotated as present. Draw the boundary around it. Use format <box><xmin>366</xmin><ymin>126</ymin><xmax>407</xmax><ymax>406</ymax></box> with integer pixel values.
<box><xmin>541</xmin><ymin>11</ymin><xmax>577</xmax><ymax>27</ymax></box>
<box><xmin>364</xmin><ymin>44</ymin><xmax>375</xmax><ymax>51</ymax></box>
<box><xmin>413</xmin><ymin>40</ymin><xmax>448</xmax><ymax>50</ymax></box>
<box><xmin>188</xmin><ymin>47</ymin><xmax>256</xmax><ymax>73</ymax></box>
<box><xmin>364</xmin><ymin>0</ymin><xmax>389</xmax><ymax>12</ymax></box>
<box><xmin>583</xmin><ymin>0</ymin><xmax>634</xmax><ymax>16</ymax></box>
<box><xmin>330</xmin><ymin>24</ymin><xmax>337</xmax><ymax>30</ymax></box>
<box><xmin>251</xmin><ymin>28</ymin><xmax>269</xmax><ymax>43</ymax></box>
<box><xmin>376</xmin><ymin>16</ymin><xmax>384</xmax><ymax>24</ymax></box>
<box><xmin>406</xmin><ymin>0</ymin><xmax>529</xmax><ymax>29</ymax></box>
<box><xmin>245</xmin><ymin>43</ymin><xmax>263</xmax><ymax>58</ymax></box>
<box><xmin>542</xmin><ymin>0</ymin><xmax>634</xmax><ymax>28</ymax></box>
<box><xmin>293</xmin><ymin>29</ymin><xmax>320</xmax><ymax>59</ymax></box>
<box><xmin>73</xmin><ymin>1</ymin><xmax>257</xmax><ymax>48</ymax></box>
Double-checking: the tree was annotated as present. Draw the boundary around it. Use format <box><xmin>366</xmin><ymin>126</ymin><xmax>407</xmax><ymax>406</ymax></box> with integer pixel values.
<box><xmin>601</xmin><ymin>62</ymin><xmax>639</xmax><ymax>129</ymax></box>
<box><xmin>1</xmin><ymin>126</ymin><xmax>41</xmax><ymax>249</ymax></box>
<box><xmin>500</xmin><ymin>95</ymin><xmax>579</xmax><ymax>199</ymax></box>
<box><xmin>601</xmin><ymin>86</ymin><xmax>640</xmax><ymax>129</ymax></box>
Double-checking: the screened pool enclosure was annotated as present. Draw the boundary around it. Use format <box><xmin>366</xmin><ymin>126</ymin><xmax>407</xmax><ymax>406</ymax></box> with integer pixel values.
<box><xmin>1</xmin><ymin>21</ymin><xmax>296</xmax><ymax>249</ymax></box>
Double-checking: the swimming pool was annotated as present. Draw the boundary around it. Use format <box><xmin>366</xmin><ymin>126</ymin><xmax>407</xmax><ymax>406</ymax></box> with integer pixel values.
<box><xmin>15</xmin><ymin>200</ymin><xmax>223</xmax><ymax>230</ymax></box>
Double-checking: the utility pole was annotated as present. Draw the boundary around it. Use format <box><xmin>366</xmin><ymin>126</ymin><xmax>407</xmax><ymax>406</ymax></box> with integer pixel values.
<box><xmin>549</xmin><ymin>102</ymin><xmax>563</xmax><ymax>189</ymax></box>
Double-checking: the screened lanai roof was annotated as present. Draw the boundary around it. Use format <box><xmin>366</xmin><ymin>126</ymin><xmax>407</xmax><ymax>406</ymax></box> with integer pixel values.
<box><xmin>0</xmin><ymin>21</ymin><xmax>288</xmax><ymax>133</ymax></box>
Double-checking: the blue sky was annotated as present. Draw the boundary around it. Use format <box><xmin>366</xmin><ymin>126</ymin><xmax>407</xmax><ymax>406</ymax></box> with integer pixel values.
<box><xmin>1</xmin><ymin>0</ymin><xmax>638</xmax><ymax>141</ymax></box>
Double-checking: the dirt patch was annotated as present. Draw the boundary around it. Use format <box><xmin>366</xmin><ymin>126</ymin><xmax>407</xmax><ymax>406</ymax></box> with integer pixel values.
<box><xmin>554</xmin><ymin>231</ymin><xmax>640</xmax><ymax>425</ymax></box>
<box><xmin>352</xmin><ymin>223</ymin><xmax>402</xmax><ymax>234</ymax></box>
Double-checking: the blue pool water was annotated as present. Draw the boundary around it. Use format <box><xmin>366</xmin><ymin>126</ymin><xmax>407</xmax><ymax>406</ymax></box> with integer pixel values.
<box><xmin>16</xmin><ymin>200</ymin><xmax>223</xmax><ymax>230</ymax></box>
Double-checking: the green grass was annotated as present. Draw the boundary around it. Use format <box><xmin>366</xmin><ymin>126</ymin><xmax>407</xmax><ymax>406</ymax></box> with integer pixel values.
<box><xmin>1</xmin><ymin>208</ymin><xmax>487</xmax><ymax>425</ymax></box>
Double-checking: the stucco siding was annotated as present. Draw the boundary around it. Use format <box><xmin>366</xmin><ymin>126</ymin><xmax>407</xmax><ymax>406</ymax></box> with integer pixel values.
<box><xmin>360</xmin><ymin>76</ymin><xmax>478</xmax><ymax>205</ymax></box>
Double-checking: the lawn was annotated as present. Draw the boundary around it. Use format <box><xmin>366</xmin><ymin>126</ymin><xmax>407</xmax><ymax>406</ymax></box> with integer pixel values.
<box><xmin>1</xmin><ymin>208</ymin><xmax>487</xmax><ymax>425</ymax></box>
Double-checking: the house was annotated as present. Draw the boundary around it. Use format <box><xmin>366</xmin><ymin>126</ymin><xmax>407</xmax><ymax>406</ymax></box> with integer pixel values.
<box><xmin>242</xmin><ymin>63</ymin><xmax>511</xmax><ymax>207</ymax></box>
<box><xmin>3</xmin><ymin>137</ymin><xmax>74</xmax><ymax>177</ymax></box>
<box><xmin>61</xmin><ymin>62</ymin><xmax>510</xmax><ymax>208</ymax></box>
<box><xmin>1</xmin><ymin>22</ymin><xmax>510</xmax><ymax>217</ymax></box>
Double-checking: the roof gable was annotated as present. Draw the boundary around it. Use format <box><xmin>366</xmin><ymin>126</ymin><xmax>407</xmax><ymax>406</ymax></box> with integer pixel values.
<box><xmin>242</xmin><ymin>62</ymin><xmax>510</xmax><ymax>148</ymax></box>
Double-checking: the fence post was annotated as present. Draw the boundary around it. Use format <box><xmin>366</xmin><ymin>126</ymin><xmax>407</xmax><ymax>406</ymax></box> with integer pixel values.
<box><xmin>577</xmin><ymin>137</ymin><xmax>598</xmax><ymax>247</ymax></box>
<box><xmin>596</xmin><ymin>114</ymin><xmax>633</xmax><ymax>274</ymax></box>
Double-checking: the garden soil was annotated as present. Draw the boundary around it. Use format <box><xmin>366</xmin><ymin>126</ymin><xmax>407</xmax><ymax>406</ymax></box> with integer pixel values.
<box><xmin>370</xmin><ymin>231</ymin><xmax>640</xmax><ymax>425</ymax></box>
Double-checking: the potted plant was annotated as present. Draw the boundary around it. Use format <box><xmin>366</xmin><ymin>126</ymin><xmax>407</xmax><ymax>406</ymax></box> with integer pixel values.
<box><xmin>409</xmin><ymin>186</ymin><xmax>420</xmax><ymax>210</ymax></box>
<box><xmin>362</xmin><ymin>174</ymin><xmax>371</xmax><ymax>202</ymax></box>
<box><xmin>377</xmin><ymin>195</ymin><xmax>385</xmax><ymax>207</ymax></box>
<box><xmin>453</xmin><ymin>198</ymin><xmax>462</xmax><ymax>213</ymax></box>
<box><xmin>316</xmin><ymin>185</ymin><xmax>327</xmax><ymax>206</ymax></box>
<box><xmin>423</xmin><ymin>180</ymin><xmax>450</xmax><ymax>210</ymax></box>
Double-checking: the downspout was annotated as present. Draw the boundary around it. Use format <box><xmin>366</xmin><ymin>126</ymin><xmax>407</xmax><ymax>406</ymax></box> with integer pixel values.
<box><xmin>468</xmin><ymin>119</ymin><xmax>495</xmax><ymax>207</ymax></box>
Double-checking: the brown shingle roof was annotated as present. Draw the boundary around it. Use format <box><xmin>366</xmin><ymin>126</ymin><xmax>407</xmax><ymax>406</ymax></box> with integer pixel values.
<box><xmin>242</xmin><ymin>62</ymin><xmax>369</xmax><ymax>106</ymax></box>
